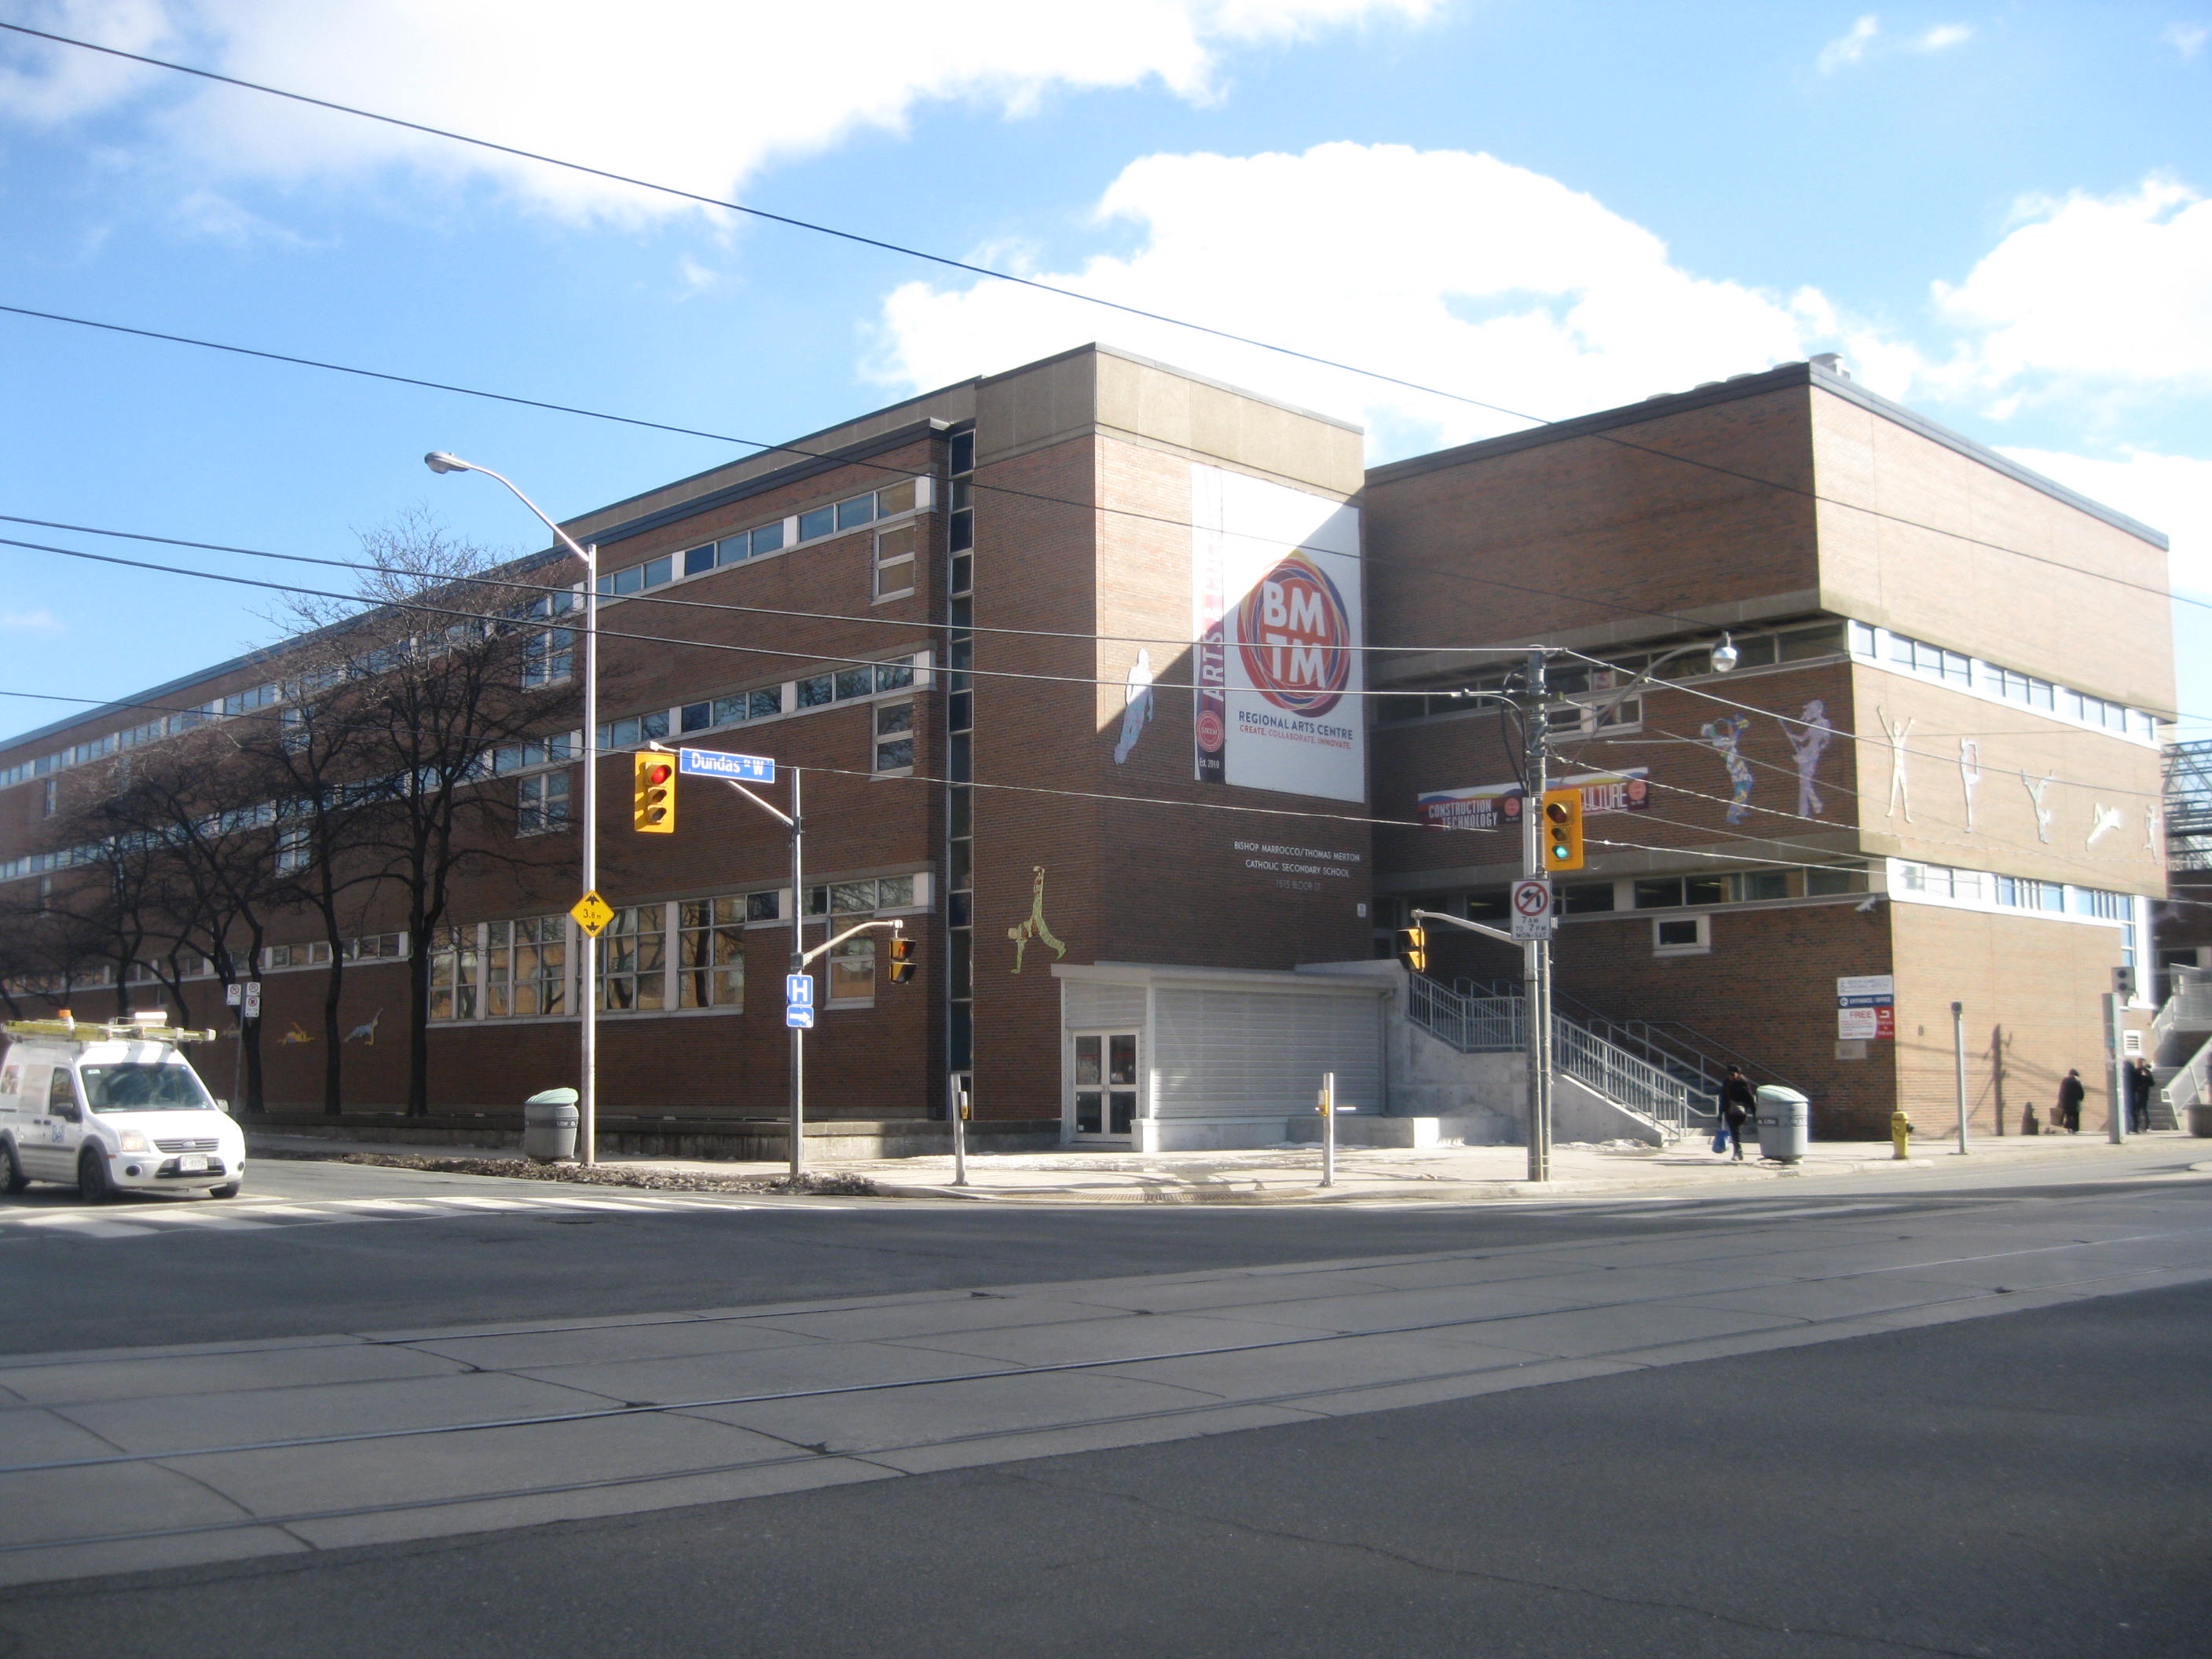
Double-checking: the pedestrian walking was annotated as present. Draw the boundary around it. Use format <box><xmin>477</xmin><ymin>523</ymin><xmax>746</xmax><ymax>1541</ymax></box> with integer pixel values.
<box><xmin>1719</xmin><ymin>1064</ymin><xmax>1756</xmax><ymax>1162</ymax></box>
<box><xmin>2056</xmin><ymin>1068</ymin><xmax>2086</xmax><ymax>1134</ymax></box>
<box><xmin>2128</xmin><ymin>1057</ymin><xmax>2156</xmax><ymax>1133</ymax></box>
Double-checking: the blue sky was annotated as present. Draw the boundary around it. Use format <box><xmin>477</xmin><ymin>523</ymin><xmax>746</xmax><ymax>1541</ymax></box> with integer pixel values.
<box><xmin>2</xmin><ymin>0</ymin><xmax>2207</xmax><ymax>740</ymax></box>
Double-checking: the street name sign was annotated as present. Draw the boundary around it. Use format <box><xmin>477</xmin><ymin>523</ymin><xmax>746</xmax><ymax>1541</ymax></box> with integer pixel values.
<box><xmin>679</xmin><ymin>748</ymin><xmax>775</xmax><ymax>784</ymax></box>
<box><xmin>1510</xmin><ymin>877</ymin><xmax>1555</xmax><ymax>940</ymax></box>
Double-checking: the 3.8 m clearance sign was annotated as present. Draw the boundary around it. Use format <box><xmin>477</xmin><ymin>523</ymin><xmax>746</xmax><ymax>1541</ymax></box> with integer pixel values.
<box><xmin>1192</xmin><ymin>463</ymin><xmax>1365</xmax><ymax>803</ymax></box>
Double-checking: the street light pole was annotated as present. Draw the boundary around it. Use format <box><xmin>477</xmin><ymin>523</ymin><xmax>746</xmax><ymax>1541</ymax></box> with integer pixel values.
<box><xmin>424</xmin><ymin>452</ymin><xmax>600</xmax><ymax>1166</ymax></box>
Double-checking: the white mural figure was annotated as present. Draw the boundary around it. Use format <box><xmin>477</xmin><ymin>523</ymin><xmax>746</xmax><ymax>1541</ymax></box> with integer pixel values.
<box><xmin>2022</xmin><ymin>769</ymin><xmax>2056</xmax><ymax>844</ymax></box>
<box><xmin>1958</xmin><ymin>738</ymin><xmax>1983</xmax><ymax>832</ymax></box>
<box><xmin>2087</xmin><ymin>804</ymin><xmax>2122</xmax><ymax>848</ymax></box>
<box><xmin>1879</xmin><ymin>707</ymin><xmax>1915</xmax><ymax>822</ymax></box>
<box><xmin>1785</xmin><ymin>701</ymin><xmax>1833</xmax><ymax>817</ymax></box>
<box><xmin>2146</xmin><ymin>803</ymin><xmax>2163</xmax><ymax>862</ymax></box>
<box><xmin>343</xmin><ymin>1009</ymin><xmax>382</xmax><ymax>1046</ymax></box>
<box><xmin>1113</xmin><ymin>650</ymin><xmax>1155</xmax><ymax>765</ymax></box>
<box><xmin>1698</xmin><ymin>715</ymin><xmax>1754</xmax><ymax>824</ymax></box>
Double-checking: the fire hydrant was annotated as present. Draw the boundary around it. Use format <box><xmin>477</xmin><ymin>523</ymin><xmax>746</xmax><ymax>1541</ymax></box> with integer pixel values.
<box><xmin>1890</xmin><ymin>1108</ymin><xmax>1914</xmax><ymax>1161</ymax></box>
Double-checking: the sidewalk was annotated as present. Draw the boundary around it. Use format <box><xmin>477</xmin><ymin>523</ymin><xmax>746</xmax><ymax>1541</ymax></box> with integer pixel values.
<box><xmin>247</xmin><ymin>1126</ymin><xmax>2211</xmax><ymax>1205</ymax></box>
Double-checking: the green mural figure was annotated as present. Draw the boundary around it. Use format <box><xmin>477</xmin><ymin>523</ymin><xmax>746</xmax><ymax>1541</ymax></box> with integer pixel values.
<box><xmin>1007</xmin><ymin>866</ymin><xmax>1068</xmax><ymax>973</ymax></box>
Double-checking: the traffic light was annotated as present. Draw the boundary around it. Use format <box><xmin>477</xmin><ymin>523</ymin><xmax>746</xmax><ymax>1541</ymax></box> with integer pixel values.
<box><xmin>632</xmin><ymin>752</ymin><xmax>676</xmax><ymax>833</ymax></box>
<box><xmin>888</xmin><ymin>934</ymin><xmax>916</xmax><ymax>985</ymax></box>
<box><xmin>1541</xmin><ymin>787</ymin><xmax>1584</xmax><ymax>871</ymax></box>
<box><xmin>1394</xmin><ymin>926</ymin><xmax>1428</xmax><ymax>974</ymax></box>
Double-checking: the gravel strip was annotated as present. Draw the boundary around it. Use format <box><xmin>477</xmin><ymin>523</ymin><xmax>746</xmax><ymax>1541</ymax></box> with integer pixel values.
<box><xmin>253</xmin><ymin>1149</ymin><xmax>880</xmax><ymax>1196</ymax></box>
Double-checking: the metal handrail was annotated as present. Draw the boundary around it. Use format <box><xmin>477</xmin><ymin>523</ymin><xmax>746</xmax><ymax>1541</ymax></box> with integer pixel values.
<box><xmin>1404</xmin><ymin>976</ymin><xmax>1693</xmax><ymax>1135</ymax></box>
<box><xmin>1549</xmin><ymin>1015</ymin><xmax>1695</xmax><ymax>1136</ymax></box>
<box><xmin>1549</xmin><ymin>989</ymin><xmax>1795</xmax><ymax>1097</ymax></box>
<box><xmin>1408</xmin><ymin>974</ymin><xmax>1521</xmax><ymax>1053</ymax></box>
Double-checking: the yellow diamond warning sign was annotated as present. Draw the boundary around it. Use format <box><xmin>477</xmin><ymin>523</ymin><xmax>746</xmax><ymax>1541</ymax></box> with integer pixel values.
<box><xmin>570</xmin><ymin>891</ymin><xmax>615</xmax><ymax>936</ymax></box>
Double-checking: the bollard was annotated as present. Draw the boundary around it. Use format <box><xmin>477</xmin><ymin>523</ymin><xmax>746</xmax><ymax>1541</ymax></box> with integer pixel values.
<box><xmin>1890</xmin><ymin>1108</ymin><xmax>1914</xmax><ymax>1161</ymax></box>
<box><xmin>1319</xmin><ymin>1072</ymin><xmax>1336</xmax><ymax>1188</ymax></box>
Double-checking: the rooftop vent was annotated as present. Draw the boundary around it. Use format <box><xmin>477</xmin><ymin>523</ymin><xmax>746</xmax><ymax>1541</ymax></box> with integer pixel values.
<box><xmin>1809</xmin><ymin>352</ymin><xmax>1850</xmax><ymax>379</ymax></box>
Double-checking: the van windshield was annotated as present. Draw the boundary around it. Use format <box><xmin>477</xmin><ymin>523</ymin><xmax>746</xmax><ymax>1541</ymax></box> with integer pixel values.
<box><xmin>79</xmin><ymin>1064</ymin><xmax>213</xmax><ymax>1113</ymax></box>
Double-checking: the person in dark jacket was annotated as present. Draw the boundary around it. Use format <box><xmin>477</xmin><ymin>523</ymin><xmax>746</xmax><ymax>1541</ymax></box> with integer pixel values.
<box><xmin>2057</xmin><ymin>1068</ymin><xmax>2086</xmax><ymax>1134</ymax></box>
<box><xmin>2128</xmin><ymin>1057</ymin><xmax>2156</xmax><ymax>1133</ymax></box>
<box><xmin>1719</xmin><ymin>1065</ymin><xmax>1756</xmax><ymax>1161</ymax></box>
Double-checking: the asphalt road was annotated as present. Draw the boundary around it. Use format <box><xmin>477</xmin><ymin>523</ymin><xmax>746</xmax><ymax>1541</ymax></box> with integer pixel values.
<box><xmin>2</xmin><ymin>1148</ymin><xmax>2201</xmax><ymax>1357</ymax></box>
<box><xmin>0</xmin><ymin>1273</ymin><xmax>2202</xmax><ymax>1658</ymax></box>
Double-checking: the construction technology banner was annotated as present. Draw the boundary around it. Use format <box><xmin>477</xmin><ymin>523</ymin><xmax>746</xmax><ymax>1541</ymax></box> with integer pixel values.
<box><xmin>1191</xmin><ymin>463</ymin><xmax>1364</xmax><ymax>804</ymax></box>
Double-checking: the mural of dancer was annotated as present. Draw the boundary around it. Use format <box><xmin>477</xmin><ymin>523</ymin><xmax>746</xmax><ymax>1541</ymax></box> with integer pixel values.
<box><xmin>1878</xmin><ymin>706</ymin><xmax>1915</xmax><ymax>822</ymax></box>
<box><xmin>2022</xmin><ymin>768</ymin><xmax>2056</xmax><ymax>844</ymax></box>
<box><xmin>1958</xmin><ymin>738</ymin><xmax>1983</xmax><ymax>832</ymax></box>
<box><xmin>1700</xmin><ymin>715</ymin><xmax>1754</xmax><ymax>824</ymax></box>
<box><xmin>1007</xmin><ymin>866</ymin><xmax>1068</xmax><ymax>974</ymax></box>
<box><xmin>1784</xmin><ymin>700</ymin><xmax>1833</xmax><ymax>818</ymax></box>
<box><xmin>1113</xmin><ymin>650</ymin><xmax>1155</xmax><ymax>765</ymax></box>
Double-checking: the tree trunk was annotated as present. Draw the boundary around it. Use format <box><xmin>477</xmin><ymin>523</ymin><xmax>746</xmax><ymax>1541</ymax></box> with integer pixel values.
<box><xmin>405</xmin><ymin>918</ymin><xmax>432</xmax><ymax>1116</ymax></box>
<box><xmin>320</xmin><ymin>956</ymin><xmax>348</xmax><ymax>1115</ymax></box>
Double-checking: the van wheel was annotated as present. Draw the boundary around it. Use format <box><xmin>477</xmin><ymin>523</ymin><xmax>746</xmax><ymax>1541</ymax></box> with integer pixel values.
<box><xmin>77</xmin><ymin>1149</ymin><xmax>116</xmax><ymax>1204</ymax></box>
<box><xmin>208</xmin><ymin>1183</ymin><xmax>240</xmax><ymax>1199</ymax></box>
<box><xmin>2</xmin><ymin>1142</ymin><xmax>27</xmax><ymax>1194</ymax></box>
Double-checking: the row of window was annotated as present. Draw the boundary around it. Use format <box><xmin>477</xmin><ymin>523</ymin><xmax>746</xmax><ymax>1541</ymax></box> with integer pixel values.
<box><xmin>598</xmin><ymin>654</ymin><xmax>924</xmax><ymax>753</ymax></box>
<box><xmin>1846</xmin><ymin>622</ymin><xmax>2157</xmax><ymax>742</ymax></box>
<box><xmin>1379</xmin><ymin>622</ymin><xmax>1851</xmax><ymax>724</ymax></box>
<box><xmin>945</xmin><ymin>427</ymin><xmax>978</xmax><ymax>1080</ymax></box>
<box><xmin>262</xmin><ymin>933</ymin><xmax>409</xmax><ymax>971</ymax></box>
<box><xmin>0</xmin><ymin>679</ymin><xmax>284</xmax><ymax>789</ymax></box>
<box><xmin>1378</xmin><ymin>617</ymin><xmax>2161</xmax><ymax>746</ymax></box>
<box><xmin>594</xmin><ymin>478</ymin><xmax>933</xmax><ymax>599</ymax></box>
<box><xmin>426</xmin><ymin>876</ymin><xmax>926</xmax><ymax>1023</ymax></box>
<box><xmin>1412</xmin><ymin>864</ymin><xmax>1867</xmax><ymax>927</ymax></box>
<box><xmin>1889</xmin><ymin>859</ymin><xmax>2144</xmax><ymax>961</ymax></box>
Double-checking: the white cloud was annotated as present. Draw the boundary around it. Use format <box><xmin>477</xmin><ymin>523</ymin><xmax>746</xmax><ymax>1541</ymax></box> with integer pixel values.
<box><xmin>870</xmin><ymin>142</ymin><xmax>1884</xmax><ymax>460</ymax></box>
<box><xmin>0</xmin><ymin>610</ymin><xmax>65</xmax><ymax>633</ymax></box>
<box><xmin>1913</xmin><ymin>24</ymin><xmax>1972</xmax><ymax>51</ymax></box>
<box><xmin>0</xmin><ymin>0</ymin><xmax>1437</xmax><ymax>221</ymax></box>
<box><xmin>1818</xmin><ymin>15</ymin><xmax>1881</xmax><ymax>71</ymax></box>
<box><xmin>1931</xmin><ymin>178</ymin><xmax>2212</xmax><ymax>396</ymax></box>
<box><xmin>0</xmin><ymin>0</ymin><xmax>177</xmax><ymax>123</ymax></box>
<box><xmin>1816</xmin><ymin>15</ymin><xmax>1971</xmax><ymax>71</ymax></box>
<box><xmin>2165</xmin><ymin>22</ymin><xmax>2208</xmax><ymax>59</ymax></box>
<box><xmin>2001</xmin><ymin>447</ymin><xmax>2212</xmax><ymax>595</ymax></box>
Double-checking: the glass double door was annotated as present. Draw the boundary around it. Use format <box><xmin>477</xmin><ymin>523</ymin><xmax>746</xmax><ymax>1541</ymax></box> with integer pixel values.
<box><xmin>1071</xmin><ymin>1031</ymin><xmax>1139</xmax><ymax>1141</ymax></box>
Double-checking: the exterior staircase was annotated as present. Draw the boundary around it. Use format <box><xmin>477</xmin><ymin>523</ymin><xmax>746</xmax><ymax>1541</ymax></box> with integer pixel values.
<box><xmin>1409</xmin><ymin>974</ymin><xmax>1697</xmax><ymax>1144</ymax></box>
<box><xmin>2148</xmin><ymin>966</ymin><xmax>2212</xmax><ymax>1132</ymax></box>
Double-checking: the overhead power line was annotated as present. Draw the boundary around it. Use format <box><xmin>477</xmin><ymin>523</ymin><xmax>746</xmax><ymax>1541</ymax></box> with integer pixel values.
<box><xmin>0</xmin><ymin>22</ymin><xmax>2187</xmax><ymax>615</ymax></box>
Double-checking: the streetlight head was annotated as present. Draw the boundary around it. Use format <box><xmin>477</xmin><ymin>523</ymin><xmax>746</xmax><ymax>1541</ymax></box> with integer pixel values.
<box><xmin>423</xmin><ymin>452</ymin><xmax>471</xmax><ymax>475</ymax></box>
<box><xmin>1709</xmin><ymin>633</ymin><xmax>1739</xmax><ymax>674</ymax></box>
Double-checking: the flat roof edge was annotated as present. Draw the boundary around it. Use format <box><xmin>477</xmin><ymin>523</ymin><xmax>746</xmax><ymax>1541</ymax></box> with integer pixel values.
<box><xmin>1366</xmin><ymin>361</ymin><xmax>2170</xmax><ymax>551</ymax></box>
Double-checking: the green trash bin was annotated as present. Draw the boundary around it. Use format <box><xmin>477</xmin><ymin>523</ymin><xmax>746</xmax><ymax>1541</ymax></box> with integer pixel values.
<box><xmin>1753</xmin><ymin>1085</ymin><xmax>1811</xmax><ymax>1163</ymax></box>
<box><xmin>523</xmin><ymin>1087</ymin><xmax>580</xmax><ymax>1163</ymax></box>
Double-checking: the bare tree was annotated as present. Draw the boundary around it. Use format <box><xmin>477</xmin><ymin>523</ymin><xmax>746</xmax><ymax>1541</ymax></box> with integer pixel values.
<box><xmin>274</xmin><ymin>511</ymin><xmax>584</xmax><ymax>1115</ymax></box>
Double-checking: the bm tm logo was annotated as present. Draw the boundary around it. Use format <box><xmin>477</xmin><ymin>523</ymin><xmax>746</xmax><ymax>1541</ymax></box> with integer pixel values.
<box><xmin>1236</xmin><ymin>551</ymin><xmax>1352</xmax><ymax>716</ymax></box>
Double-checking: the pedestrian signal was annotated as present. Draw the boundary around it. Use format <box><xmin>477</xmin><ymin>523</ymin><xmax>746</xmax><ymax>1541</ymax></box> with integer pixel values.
<box><xmin>888</xmin><ymin>935</ymin><xmax>917</xmax><ymax>985</ymax></box>
<box><xmin>1395</xmin><ymin>926</ymin><xmax>1428</xmax><ymax>974</ymax></box>
<box><xmin>632</xmin><ymin>753</ymin><xmax>676</xmax><ymax>833</ymax></box>
<box><xmin>1541</xmin><ymin>787</ymin><xmax>1584</xmax><ymax>871</ymax></box>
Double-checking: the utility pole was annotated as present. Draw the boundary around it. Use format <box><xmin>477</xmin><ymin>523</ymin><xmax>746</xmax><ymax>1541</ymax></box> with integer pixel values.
<box><xmin>1522</xmin><ymin>646</ymin><xmax>1551</xmax><ymax>1184</ymax></box>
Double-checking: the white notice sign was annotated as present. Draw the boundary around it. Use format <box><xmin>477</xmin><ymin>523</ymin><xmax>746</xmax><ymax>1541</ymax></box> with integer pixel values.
<box><xmin>1511</xmin><ymin>877</ymin><xmax>1555</xmax><ymax>940</ymax></box>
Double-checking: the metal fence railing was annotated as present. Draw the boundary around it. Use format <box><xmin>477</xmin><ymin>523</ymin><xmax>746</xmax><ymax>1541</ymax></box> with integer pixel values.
<box><xmin>1408</xmin><ymin>973</ymin><xmax>1522</xmax><ymax>1053</ymax></box>
<box><xmin>1404</xmin><ymin>975</ymin><xmax>1694</xmax><ymax>1137</ymax></box>
<box><xmin>1549</xmin><ymin>1016</ymin><xmax>1696</xmax><ymax>1138</ymax></box>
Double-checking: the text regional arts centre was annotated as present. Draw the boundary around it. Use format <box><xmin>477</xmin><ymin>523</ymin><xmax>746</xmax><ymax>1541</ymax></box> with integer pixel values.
<box><xmin>0</xmin><ymin>345</ymin><xmax>2174</xmax><ymax>1150</ymax></box>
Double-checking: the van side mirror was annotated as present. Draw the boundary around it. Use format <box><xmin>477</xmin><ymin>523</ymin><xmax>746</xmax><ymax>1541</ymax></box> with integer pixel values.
<box><xmin>213</xmin><ymin>1098</ymin><xmax>232</xmax><ymax>1115</ymax></box>
<box><xmin>53</xmin><ymin>1101</ymin><xmax>80</xmax><ymax>1123</ymax></box>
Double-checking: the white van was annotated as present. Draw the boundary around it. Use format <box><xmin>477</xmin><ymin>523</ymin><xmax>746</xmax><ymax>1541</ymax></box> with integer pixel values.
<box><xmin>0</xmin><ymin>1014</ymin><xmax>246</xmax><ymax>1201</ymax></box>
